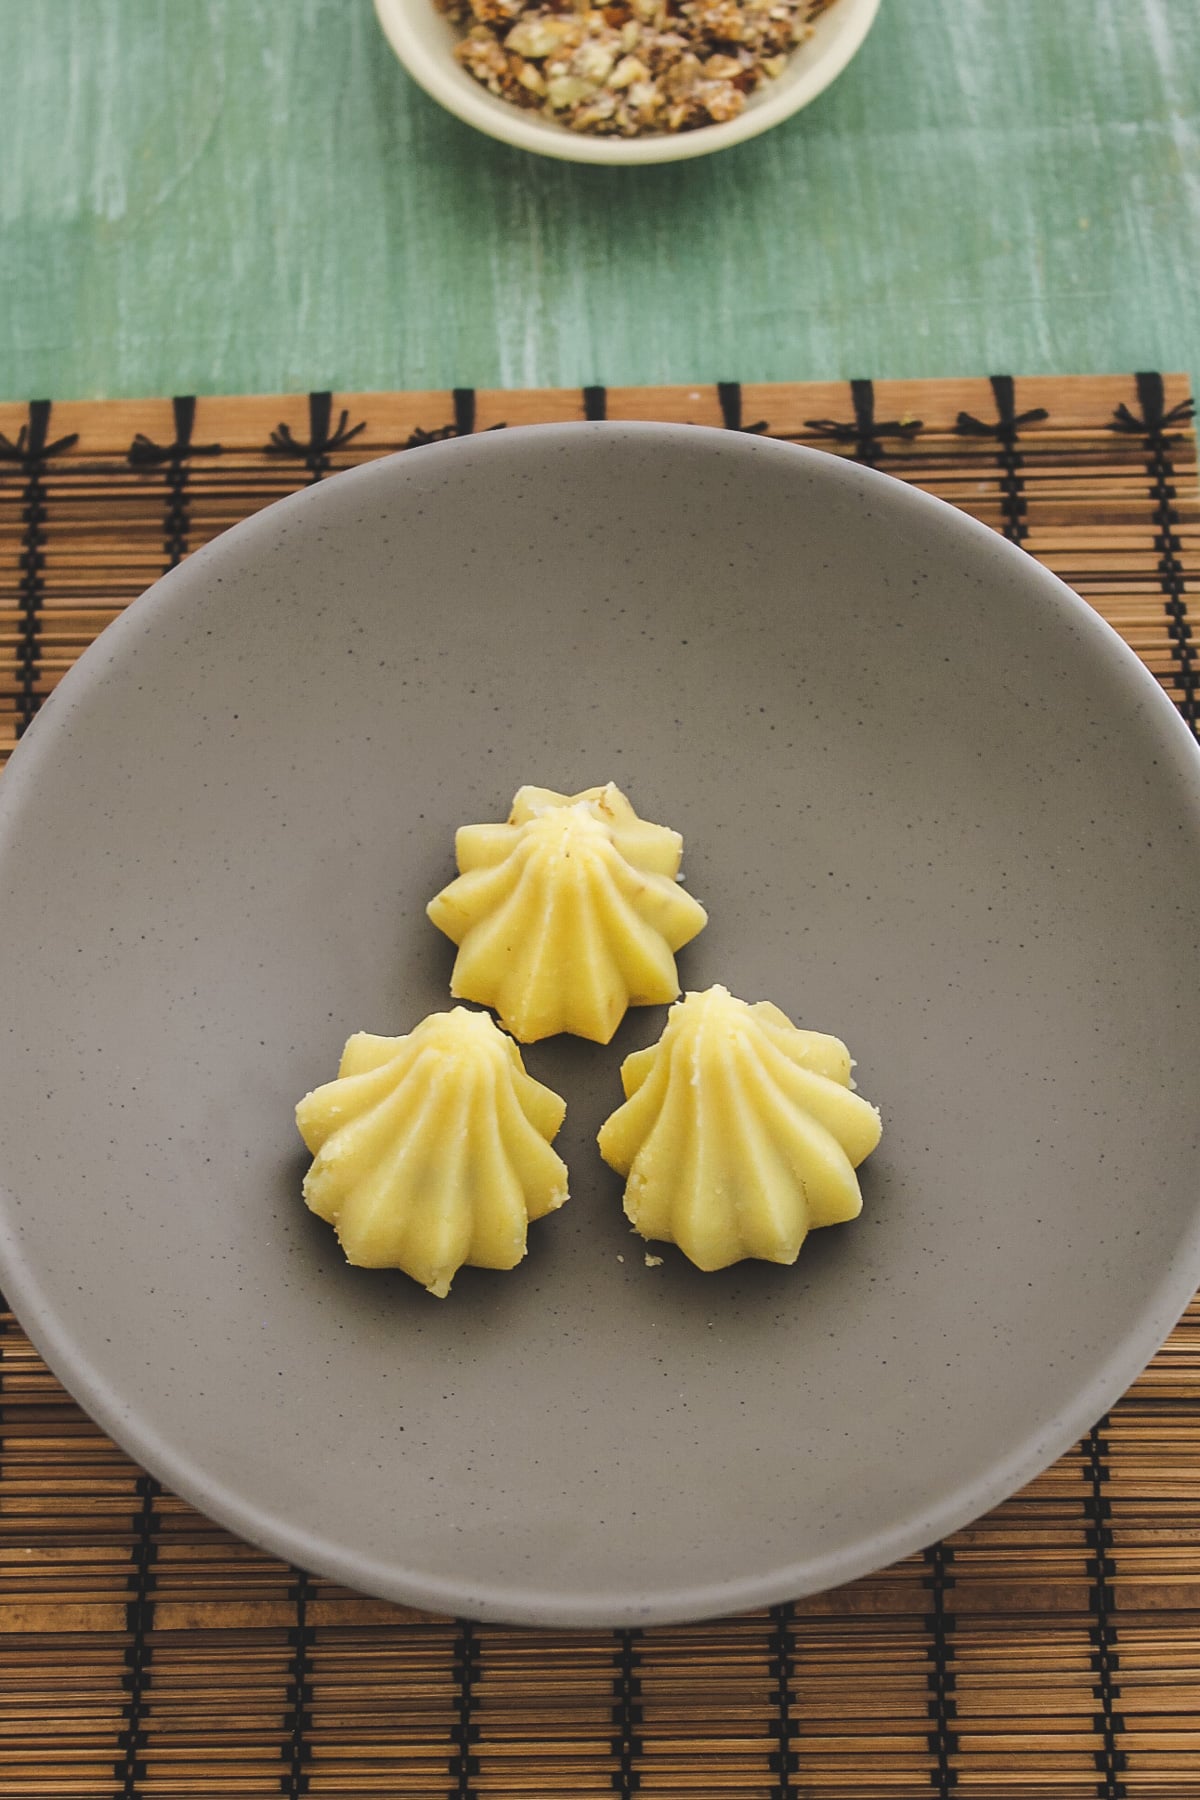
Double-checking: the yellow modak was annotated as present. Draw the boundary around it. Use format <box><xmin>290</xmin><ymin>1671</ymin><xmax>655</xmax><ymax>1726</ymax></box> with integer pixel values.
<box><xmin>295</xmin><ymin>1008</ymin><xmax>568</xmax><ymax>1298</ymax></box>
<box><xmin>597</xmin><ymin>985</ymin><xmax>881</xmax><ymax>1272</ymax></box>
<box><xmin>426</xmin><ymin>783</ymin><xmax>707</xmax><ymax>1044</ymax></box>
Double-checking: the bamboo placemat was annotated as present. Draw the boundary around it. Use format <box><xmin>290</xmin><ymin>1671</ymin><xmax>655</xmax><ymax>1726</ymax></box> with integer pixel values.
<box><xmin>1</xmin><ymin>372</ymin><xmax>1198</xmax><ymax>1798</ymax></box>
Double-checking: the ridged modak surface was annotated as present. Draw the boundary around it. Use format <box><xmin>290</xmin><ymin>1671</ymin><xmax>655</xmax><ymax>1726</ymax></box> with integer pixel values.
<box><xmin>427</xmin><ymin>784</ymin><xmax>707</xmax><ymax>1043</ymax></box>
<box><xmin>296</xmin><ymin>1008</ymin><xmax>568</xmax><ymax>1297</ymax></box>
<box><xmin>598</xmin><ymin>986</ymin><xmax>881</xmax><ymax>1271</ymax></box>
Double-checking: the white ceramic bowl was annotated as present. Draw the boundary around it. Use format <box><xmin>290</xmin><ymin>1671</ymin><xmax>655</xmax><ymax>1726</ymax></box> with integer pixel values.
<box><xmin>374</xmin><ymin>0</ymin><xmax>880</xmax><ymax>164</ymax></box>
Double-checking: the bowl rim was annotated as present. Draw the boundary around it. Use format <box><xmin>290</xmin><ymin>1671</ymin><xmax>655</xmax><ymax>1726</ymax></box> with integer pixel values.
<box><xmin>3</xmin><ymin>422</ymin><xmax>1200</xmax><ymax>1627</ymax></box>
<box><xmin>372</xmin><ymin>0</ymin><xmax>882</xmax><ymax>164</ymax></box>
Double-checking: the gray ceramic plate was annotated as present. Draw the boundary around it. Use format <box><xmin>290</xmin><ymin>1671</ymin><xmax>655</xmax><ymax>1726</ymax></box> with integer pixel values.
<box><xmin>1</xmin><ymin>424</ymin><xmax>1199</xmax><ymax>1628</ymax></box>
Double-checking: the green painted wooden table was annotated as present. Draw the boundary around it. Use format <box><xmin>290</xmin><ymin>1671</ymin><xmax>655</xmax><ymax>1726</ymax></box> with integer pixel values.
<box><xmin>1</xmin><ymin>0</ymin><xmax>1198</xmax><ymax>401</ymax></box>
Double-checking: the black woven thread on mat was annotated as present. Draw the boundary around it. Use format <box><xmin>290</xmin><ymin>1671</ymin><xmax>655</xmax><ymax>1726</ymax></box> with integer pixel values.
<box><xmin>804</xmin><ymin>379</ymin><xmax>923</xmax><ymax>466</ymax></box>
<box><xmin>583</xmin><ymin>385</ymin><xmax>608</xmax><ymax>420</ymax></box>
<box><xmin>282</xmin><ymin>1567</ymin><xmax>315</xmax><ymax>1798</ymax></box>
<box><xmin>717</xmin><ymin>381</ymin><xmax>768</xmax><ymax>434</ymax></box>
<box><xmin>923</xmin><ymin>1541</ymin><xmax>958</xmax><ymax>1794</ymax></box>
<box><xmin>449</xmin><ymin>1619</ymin><xmax>481</xmax><ymax>1800</ymax></box>
<box><xmin>611</xmin><ymin>1628</ymin><xmax>643</xmax><ymax>1795</ymax></box>
<box><xmin>1084</xmin><ymin>1423</ymin><xmax>1127</xmax><ymax>1800</ymax></box>
<box><xmin>955</xmin><ymin>374</ymin><xmax>1048</xmax><ymax>544</ymax></box>
<box><xmin>113</xmin><ymin>1470</ymin><xmax>159</xmax><ymax>1800</ymax></box>
<box><xmin>128</xmin><ymin>396</ymin><xmax>222</xmax><ymax>567</ymax></box>
<box><xmin>768</xmin><ymin>1601</ymin><xmax>798</xmax><ymax>1794</ymax></box>
<box><xmin>0</xmin><ymin>400</ymin><xmax>79</xmax><ymax>735</ymax></box>
<box><xmin>1111</xmin><ymin>371</ymin><xmax>1198</xmax><ymax>733</ymax></box>
<box><xmin>401</xmin><ymin>387</ymin><xmax>488</xmax><ymax>449</ymax></box>
<box><xmin>266</xmin><ymin>390</ymin><xmax>367</xmax><ymax>480</ymax></box>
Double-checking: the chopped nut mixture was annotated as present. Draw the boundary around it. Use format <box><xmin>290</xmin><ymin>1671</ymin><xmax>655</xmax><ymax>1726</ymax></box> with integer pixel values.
<box><xmin>436</xmin><ymin>0</ymin><xmax>833</xmax><ymax>136</ymax></box>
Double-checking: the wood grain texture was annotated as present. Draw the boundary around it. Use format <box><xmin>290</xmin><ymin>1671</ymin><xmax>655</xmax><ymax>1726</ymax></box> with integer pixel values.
<box><xmin>1</xmin><ymin>0</ymin><xmax>1198</xmax><ymax>402</ymax></box>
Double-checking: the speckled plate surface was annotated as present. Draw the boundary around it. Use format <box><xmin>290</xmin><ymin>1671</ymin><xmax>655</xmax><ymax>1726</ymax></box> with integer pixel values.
<box><xmin>1</xmin><ymin>423</ymin><xmax>1199</xmax><ymax>1628</ymax></box>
